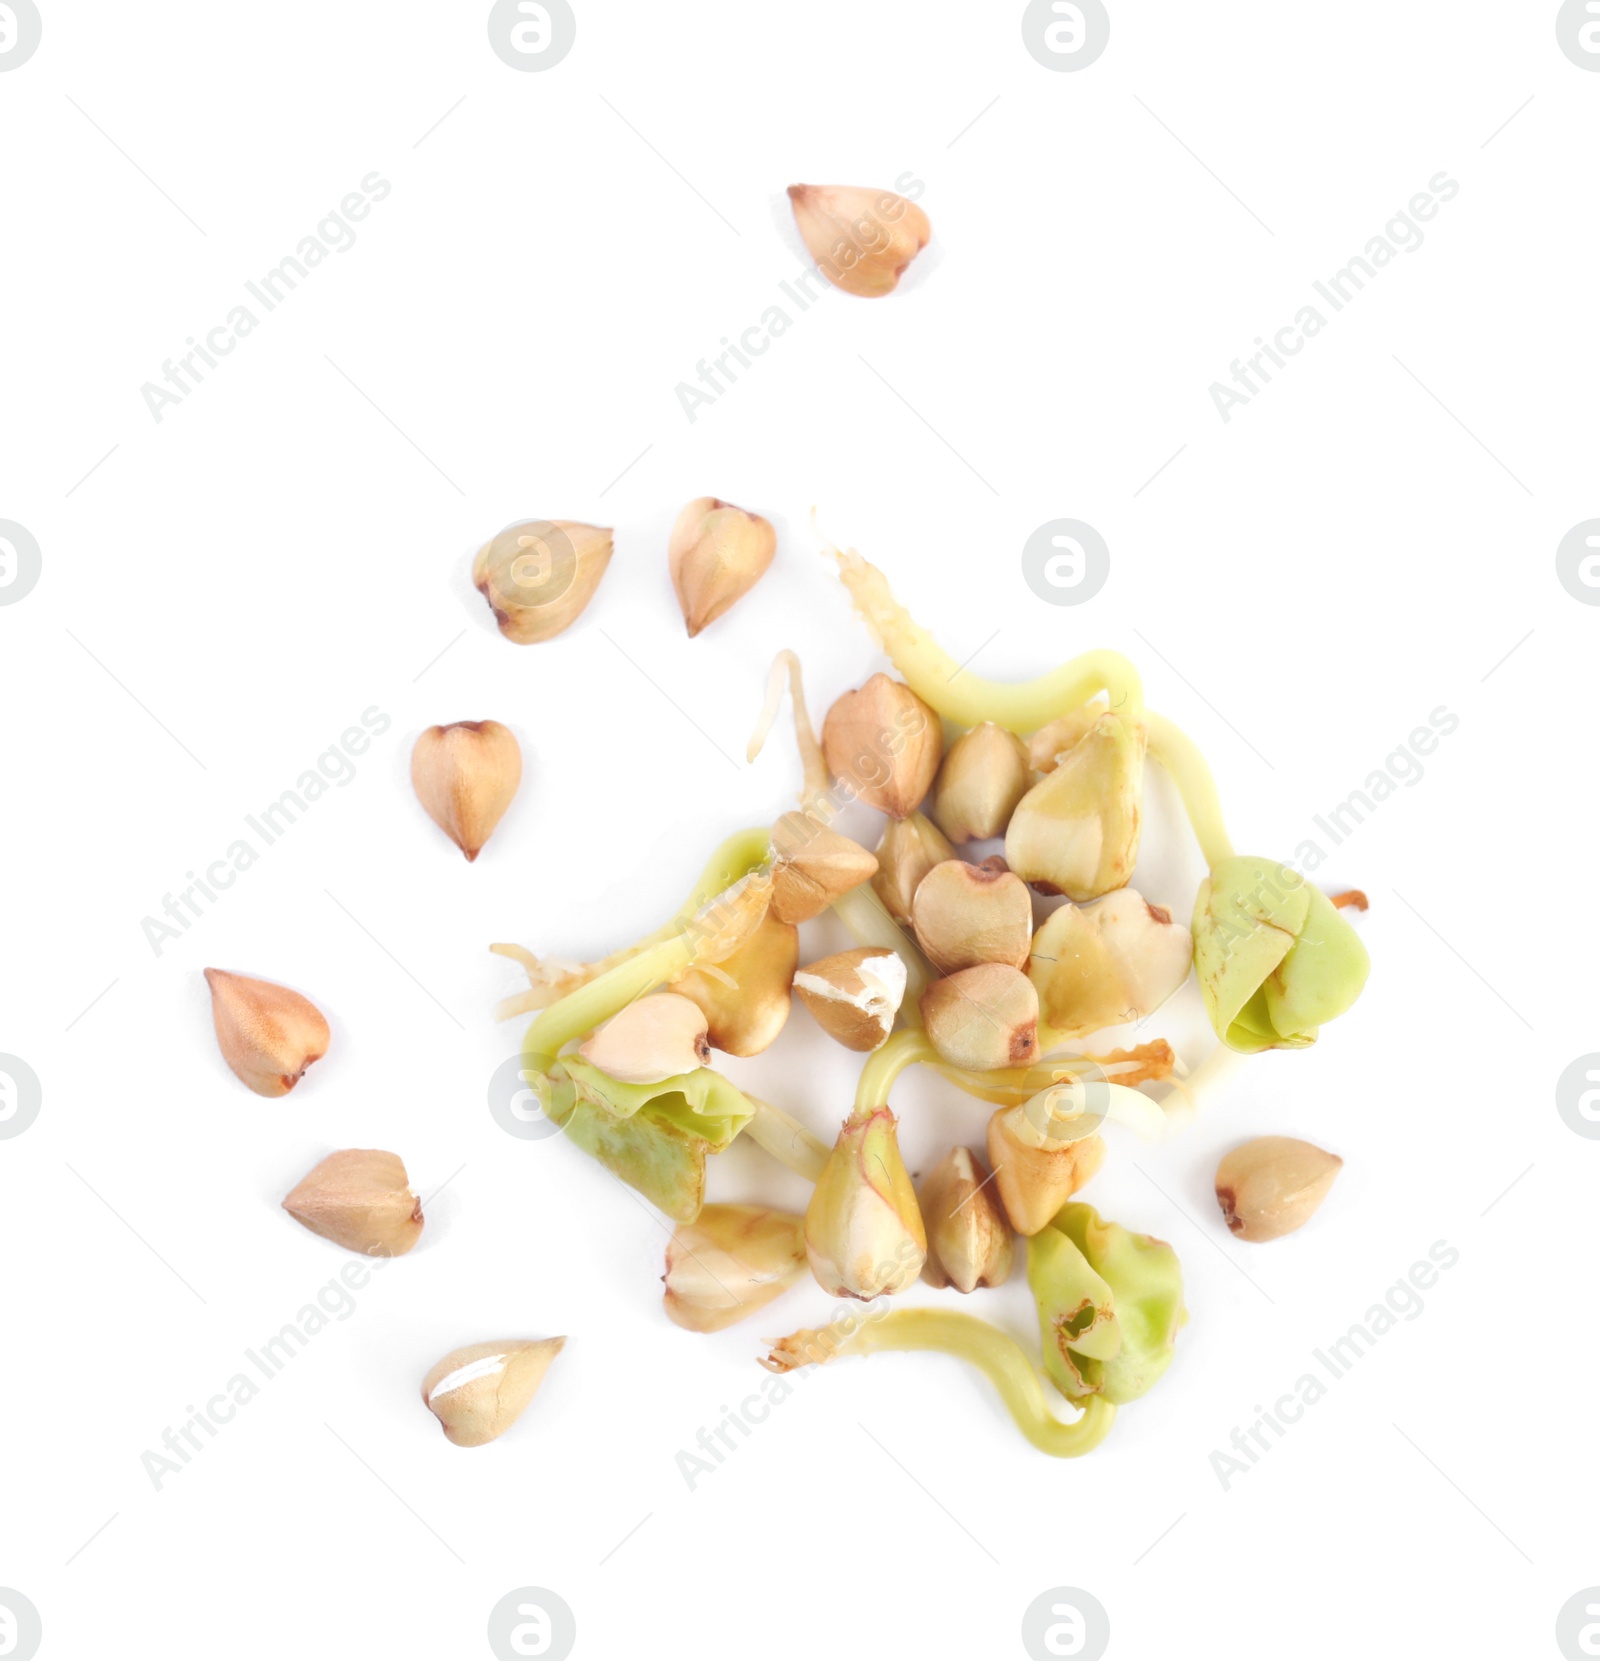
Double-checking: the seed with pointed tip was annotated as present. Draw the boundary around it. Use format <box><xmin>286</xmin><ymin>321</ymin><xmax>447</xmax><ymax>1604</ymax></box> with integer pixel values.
<box><xmin>422</xmin><ymin>1337</ymin><xmax>565</xmax><ymax>1447</ymax></box>
<box><xmin>1215</xmin><ymin>1136</ymin><xmax>1343</xmax><ymax>1242</ymax></box>
<box><xmin>1026</xmin><ymin>702</ymin><xmax>1108</xmax><ymax>774</ymax></box>
<box><xmin>987</xmin><ymin>1101</ymin><xmax>1106</xmax><ymax>1236</ymax></box>
<box><xmin>804</xmin><ymin>1107</ymin><xmax>926</xmax><ymax>1298</ymax></box>
<box><xmin>770</xmin><ymin>813</ymin><xmax>878</xmax><ymax>923</ymax></box>
<box><xmin>204</xmin><ymin>968</ymin><xmax>330</xmax><ymax>1097</ymax></box>
<box><xmin>669</xmin><ymin>497</ymin><xmax>777</xmax><ymax>637</ymax></box>
<box><xmin>872</xmin><ymin>812</ymin><xmax>954</xmax><ymax>925</ymax></box>
<box><xmin>912</xmin><ymin>857</ymin><xmax>1033</xmax><ymax>975</ymax></box>
<box><xmin>1006</xmin><ymin>711</ymin><xmax>1145</xmax><ymax>900</ymax></box>
<box><xmin>932</xmin><ymin>723</ymin><xmax>1031</xmax><ymax>842</ymax></box>
<box><xmin>685</xmin><ymin>868</ymin><xmax>775</xmax><ymax>966</ymax></box>
<box><xmin>282</xmin><ymin>1149</ymin><xmax>423</xmax><ymax>1257</ymax></box>
<box><xmin>919</xmin><ymin>1147</ymin><xmax>1013</xmax><ymax>1293</ymax></box>
<box><xmin>920</xmin><ymin>963</ymin><xmax>1040</xmax><ymax>1072</ymax></box>
<box><xmin>578</xmin><ymin>993</ymin><xmax>711</xmax><ymax>1084</ymax></box>
<box><xmin>793</xmin><ymin>947</ymin><xmax>907</xmax><ymax>1051</ymax></box>
<box><xmin>1029</xmin><ymin>887</ymin><xmax>1192</xmax><ymax>1038</ymax></box>
<box><xmin>663</xmin><ymin>1204</ymin><xmax>807</xmax><ymax>1333</ymax></box>
<box><xmin>821</xmin><ymin>673</ymin><xmax>941</xmax><ymax>818</ymax></box>
<box><xmin>670</xmin><ymin>910</ymin><xmax>798</xmax><ymax>1057</ymax></box>
<box><xmin>473</xmin><ymin>519</ymin><xmax>612</xmax><ymax>644</ymax></box>
<box><xmin>410</xmin><ymin>720</ymin><xmax>522</xmax><ymax>862</ymax></box>
<box><xmin>787</xmin><ymin>183</ymin><xmax>932</xmax><ymax>298</ymax></box>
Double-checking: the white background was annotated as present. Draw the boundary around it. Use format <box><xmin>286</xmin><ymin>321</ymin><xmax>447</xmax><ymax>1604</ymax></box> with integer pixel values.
<box><xmin>2</xmin><ymin>3</ymin><xmax>1596</xmax><ymax>1658</ymax></box>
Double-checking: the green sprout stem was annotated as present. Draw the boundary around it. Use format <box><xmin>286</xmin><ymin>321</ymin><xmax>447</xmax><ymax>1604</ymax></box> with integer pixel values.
<box><xmin>853</xmin><ymin>1029</ymin><xmax>1173</xmax><ymax>1132</ymax></box>
<box><xmin>496</xmin><ymin>826</ymin><xmax>773</xmax><ymax>1020</ymax></box>
<box><xmin>855</xmin><ymin>1028</ymin><xmax>938</xmax><ymax>1110</ymax></box>
<box><xmin>519</xmin><ymin>827</ymin><xmax>774</xmax><ymax>1071</ymax></box>
<box><xmin>522</xmin><ymin>936</ymin><xmax>693</xmax><ymax>1074</ymax></box>
<box><xmin>833</xmin><ymin>544</ymin><xmax>1144</xmax><ymax>728</ymax></box>
<box><xmin>935</xmin><ymin>1052</ymin><xmax>1120</xmax><ymax>1106</ymax></box>
<box><xmin>746</xmin><ymin>1096</ymin><xmax>830</xmax><ymax>1181</ymax></box>
<box><xmin>1149</xmin><ymin>1042</ymin><xmax>1247</xmax><ymax>1137</ymax></box>
<box><xmin>1144</xmin><ymin>711</ymin><xmax>1235</xmax><ymax>868</ymax></box>
<box><xmin>830</xmin><ymin>544</ymin><xmax>1240</xmax><ymax>870</ymax></box>
<box><xmin>782</xmin><ymin>1308</ymin><xmax>1118</xmax><ymax>1458</ymax></box>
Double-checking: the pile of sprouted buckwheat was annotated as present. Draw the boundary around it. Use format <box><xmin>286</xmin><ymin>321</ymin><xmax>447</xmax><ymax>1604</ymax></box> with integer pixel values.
<box><xmin>202</xmin><ymin>184</ymin><xmax>1368</xmax><ymax>1454</ymax></box>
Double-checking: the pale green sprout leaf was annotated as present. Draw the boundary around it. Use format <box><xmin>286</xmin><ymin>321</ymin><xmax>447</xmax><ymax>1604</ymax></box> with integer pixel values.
<box><xmin>1193</xmin><ymin>856</ymin><xmax>1368</xmax><ymax>1053</ymax></box>
<box><xmin>1028</xmin><ymin>1201</ymin><xmax>1187</xmax><ymax>1406</ymax></box>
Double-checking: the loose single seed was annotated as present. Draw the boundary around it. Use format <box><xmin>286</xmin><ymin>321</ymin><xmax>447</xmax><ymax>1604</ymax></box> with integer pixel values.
<box><xmin>410</xmin><ymin>720</ymin><xmax>522</xmax><ymax>862</ymax></box>
<box><xmin>787</xmin><ymin>183</ymin><xmax>932</xmax><ymax>299</ymax></box>
<box><xmin>282</xmin><ymin>1149</ymin><xmax>423</xmax><ymax>1257</ymax></box>
<box><xmin>1215</xmin><ymin>1136</ymin><xmax>1342</xmax><ymax>1242</ymax></box>
<box><xmin>422</xmin><ymin>1338</ymin><xmax>565</xmax><ymax>1447</ymax></box>
<box><xmin>204</xmin><ymin>968</ymin><xmax>330</xmax><ymax>1097</ymax></box>
<box><xmin>668</xmin><ymin>497</ymin><xmax>777</xmax><ymax>636</ymax></box>
<box><xmin>473</xmin><ymin>519</ymin><xmax>612</xmax><ymax>644</ymax></box>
